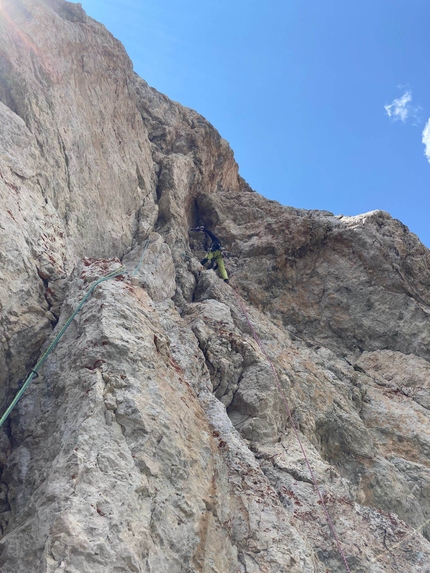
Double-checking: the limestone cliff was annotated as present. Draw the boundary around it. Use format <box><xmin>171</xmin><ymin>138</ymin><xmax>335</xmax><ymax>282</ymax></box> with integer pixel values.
<box><xmin>1</xmin><ymin>1</ymin><xmax>430</xmax><ymax>572</ymax></box>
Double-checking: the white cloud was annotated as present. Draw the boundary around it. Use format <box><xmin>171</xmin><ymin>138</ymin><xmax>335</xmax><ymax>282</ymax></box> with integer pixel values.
<box><xmin>422</xmin><ymin>119</ymin><xmax>430</xmax><ymax>163</ymax></box>
<box><xmin>384</xmin><ymin>90</ymin><xmax>413</xmax><ymax>122</ymax></box>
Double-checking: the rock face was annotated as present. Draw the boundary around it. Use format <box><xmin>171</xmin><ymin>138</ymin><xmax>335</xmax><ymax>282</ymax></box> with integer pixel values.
<box><xmin>1</xmin><ymin>1</ymin><xmax>430</xmax><ymax>572</ymax></box>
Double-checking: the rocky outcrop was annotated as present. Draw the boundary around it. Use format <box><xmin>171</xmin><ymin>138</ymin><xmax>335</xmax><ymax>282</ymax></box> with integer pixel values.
<box><xmin>1</xmin><ymin>1</ymin><xmax>430</xmax><ymax>572</ymax></box>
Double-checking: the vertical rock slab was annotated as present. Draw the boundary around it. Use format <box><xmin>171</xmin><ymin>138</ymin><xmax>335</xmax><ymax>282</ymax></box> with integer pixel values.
<box><xmin>1</xmin><ymin>1</ymin><xmax>430</xmax><ymax>572</ymax></box>
<box><xmin>0</xmin><ymin>0</ymin><xmax>157</xmax><ymax>257</ymax></box>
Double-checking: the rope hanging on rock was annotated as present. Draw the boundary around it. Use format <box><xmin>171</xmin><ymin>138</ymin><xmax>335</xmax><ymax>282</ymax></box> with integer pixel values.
<box><xmin>0</xmin><ymin>239</ymin><xmax>151</xmax><ymax>429</ymax></box>
<box><xmin>2</xmin><ymin>235</ymin><xmax>348</xmax><ymax>571</ymax></box>
<box><xmin>231</xmin><ymin>286</ymin><xmax>352</xmax><ymax>573</ymax></box>
<box><xmin>132</xmin><ymin>237</ymin><xmax>151</xmax><ymax>276</ymax></box>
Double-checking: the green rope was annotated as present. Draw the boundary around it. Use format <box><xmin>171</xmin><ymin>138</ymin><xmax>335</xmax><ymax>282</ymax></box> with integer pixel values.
<box><xmin>132</xmin><ymin>238</ymin><xmax>151</xmax><ymax>276</ymax></box>
<box><xmin>0</xmin><ymin>239</ymin><xmax>151</xmax><ymax>428</ymax></box>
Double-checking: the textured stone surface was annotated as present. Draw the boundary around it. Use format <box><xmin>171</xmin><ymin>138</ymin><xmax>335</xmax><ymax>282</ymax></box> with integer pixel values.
<box><xmin>1</xmin><ymin>1</ymin><xmax>430</xmax><ymax>572</ymax></box>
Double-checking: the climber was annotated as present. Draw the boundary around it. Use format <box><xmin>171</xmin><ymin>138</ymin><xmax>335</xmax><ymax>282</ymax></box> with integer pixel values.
<box><xmin>190</xmin><ymin>226</ymin><xmax>229</xmax><ymax>284</ymax></box>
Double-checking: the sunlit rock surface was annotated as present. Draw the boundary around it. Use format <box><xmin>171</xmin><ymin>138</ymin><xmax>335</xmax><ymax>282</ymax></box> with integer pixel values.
<box><xmin>1</xmin><ymin>1</ymin><xmax>430</xmax><ymax>571</ymax></box>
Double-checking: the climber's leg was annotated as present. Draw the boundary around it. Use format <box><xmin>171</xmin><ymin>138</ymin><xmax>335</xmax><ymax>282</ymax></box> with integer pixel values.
<box><xmin>216</xmin><ymin>256</ymin><xmax>229</xmax><ymax>281</ymax></box>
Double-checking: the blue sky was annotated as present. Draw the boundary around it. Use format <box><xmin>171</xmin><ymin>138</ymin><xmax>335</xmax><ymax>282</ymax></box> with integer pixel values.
<box><xmin>75</xmin><ymin>0</ymin><xmax>430</xmax><ymax>247</ymax></box>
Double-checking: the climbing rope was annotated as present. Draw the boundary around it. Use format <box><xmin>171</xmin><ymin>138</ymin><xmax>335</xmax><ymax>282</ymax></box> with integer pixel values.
<box><xmin>132</xmin><ymin>238</ymin><xmax>151</xmax><ymax>276</ymax></box>
<box><xmin>231</xmin><ymin>286</ymin><xmax>352</xmax><ymax>573</ymax></box>
<box><xmin>0</xmin><ymin>239</ymin><xmax>151</xmax><ymax>429</ymax></box>
<box><xmin>0</xmin><ymin>234</ymin><xmax>347</xmax><ymax>570</ymax></box>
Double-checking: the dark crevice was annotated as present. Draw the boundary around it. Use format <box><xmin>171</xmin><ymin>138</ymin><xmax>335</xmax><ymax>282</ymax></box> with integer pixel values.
<box><xmin>136</xmin><ymin>165</ymin><xmax>145</xmax><ymax>190</ymax></box>
<box><xmin>191</xmin><ymin>198</ymin><xmax>204</xmax><ymax>229</ymax></box>
<box><xmin>238</xmin><ymin>552</ymin><xmax>248</xmax><ymax>573</ymax></box>
<box><xmin>36</xmin><ymin>269</ymin><xmax>59</xmax><ymax>321</ymax></box>
<box><xmin>58</xmin><ymin>135</ymin><xmax>71</xmax><ymax>195</ymax></box>
<box><xmin>270</xmin><ymin>462</ymin><xmax>313</xmax><ymax>485</ymax></box>
<box><xmin>253</xmin><ymin>444</ymin><xmax>314</xmax><ymax>486</ymax></box>
<box><xmin>225</xmin><ymin>371</ymin><xmax>245</xmax><ymax>420</ymax></box>
<box><xmin>0</xmin><ymin>481</ymin><xmax>11</xmax><ymax>538</ymax></box>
